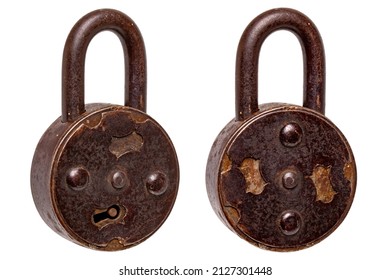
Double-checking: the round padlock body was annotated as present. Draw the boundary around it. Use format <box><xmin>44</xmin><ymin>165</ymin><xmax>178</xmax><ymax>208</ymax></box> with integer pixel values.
<box><xmin>32</xmin><ymin>105</ymin><xmax>179</xmax><ymax>250</ymax></box>
<box><xmin>207</xmin><ymin>105</ymin><xmax>356</xmax><ymax>251</ymax></box>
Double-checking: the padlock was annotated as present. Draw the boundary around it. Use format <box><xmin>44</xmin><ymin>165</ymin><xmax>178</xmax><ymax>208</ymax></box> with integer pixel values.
<box><xmin>206</xmin><ymin>8</ymin><xmax>356</xmax><ymax>251</ymax></box>
<box><xmin>31</xmin><ymin>9</ymin><xmax>179</xmax><ymax>251</ymax></box>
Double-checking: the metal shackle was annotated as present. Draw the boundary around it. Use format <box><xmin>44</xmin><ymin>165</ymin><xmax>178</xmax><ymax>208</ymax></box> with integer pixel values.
<box><xmin>62</xmin><ymin>8</ymin><xmax>147</xmax><ymax>122</ymax></box>
<box><xmin>235</xmin><ymin>8</ymin><xmax>326</xmax><ymax>121</ymax></box>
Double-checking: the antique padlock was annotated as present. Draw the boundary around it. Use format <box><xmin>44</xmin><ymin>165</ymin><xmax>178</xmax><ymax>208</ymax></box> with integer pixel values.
<box><xmin>31</xmin><ymin>9</ymin><xmax>179</xmax><ymax>251</ymax></box>
<box><xmin>206</xmin><ymin>8</ymin><xmax>356</xmax><ymax>251</ymax></box>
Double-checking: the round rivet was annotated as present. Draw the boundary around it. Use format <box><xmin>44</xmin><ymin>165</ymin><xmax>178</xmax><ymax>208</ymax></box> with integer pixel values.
<box><xmin>107</xmin><ymin>206</ymin><xmax>119</xmax><ymax>219</ymax></box>
<box><xmin>146</xmin><ymin>171</ymin><xmax>168</xmax><ymax>195</ymax></box>
<box><xmin>280</xmin><ymin>123</ymin><xmax>303</xmax><ymax>147</ymax></box>
<box><xmin>279</xmin><ymin>211</ymin><xmax>301</xmax><ymax>236</ymax></box>
<box><xmin>66</xmin><ymin>167</ymin><xmax>89</xmax><ymax>189</ymax></box>
<box><xmin>282</xmin><ymin>171</ymin><xmax>299</xmax><ymax>189</ymax></box>
<box><xmin>111</xmin><ymin>170</ymin><xmax>129</xmax><ymax>189</ymax></box>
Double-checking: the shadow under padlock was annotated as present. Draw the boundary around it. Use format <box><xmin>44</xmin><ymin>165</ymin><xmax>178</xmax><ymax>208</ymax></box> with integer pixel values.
<box><xmin>206</xmin><ymin>8</ymin><xmax>357</xmax><ymax>251</ymax></box>
<box><xmin>30</xmin><ymin>9</ymin><xmax>179</xmax><ymax>251</ymax></box>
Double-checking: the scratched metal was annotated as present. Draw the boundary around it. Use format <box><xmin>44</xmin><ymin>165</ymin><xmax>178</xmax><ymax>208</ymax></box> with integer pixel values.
<box><xmin>206</xmin><ymin>8</ymin><xmax>356</xmax><ymax>251</ymax></box>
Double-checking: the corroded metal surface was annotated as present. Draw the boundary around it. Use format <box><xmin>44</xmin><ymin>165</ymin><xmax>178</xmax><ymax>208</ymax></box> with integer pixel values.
<box><xmin>207</xmin><ymin>105</ymin><xmax>356</xmax><ymax>251</ymax></box>
<box><xmin>206</xmin><ymin>8</ymin><xmax>356</xmax><ymax>251</ymax></box>
<box><xmin>31</xmin><ymin>9</ymin><xmax>179</xmax><ymax>251</ymax></box>
<box><xmin>61</xmin><ymin>9</ymin><xmax>147</xmax><ymax>122</ymax></box>
<box><xmin>235</xmin><ymin>8</ymin><xmax>326</xmax><ymax>121</ymax></box>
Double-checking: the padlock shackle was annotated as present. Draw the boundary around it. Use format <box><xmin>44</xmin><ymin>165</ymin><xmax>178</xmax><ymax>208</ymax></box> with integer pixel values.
<box><xmin>236</xmin><ymin>8</ymin><xmax>325</xmax><ymax>121</ymax></box>
<box><xmin>62</xmin><ymin>9</ymin><xmax>147</xmax><ymax>122</ymax></box>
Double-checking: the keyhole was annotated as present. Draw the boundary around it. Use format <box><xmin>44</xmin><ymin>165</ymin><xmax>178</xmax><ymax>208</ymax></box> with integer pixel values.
<box><xmin>93</xmin><ymin>205</ymin><xmax>121</xmax><ymax>224</ymax></box>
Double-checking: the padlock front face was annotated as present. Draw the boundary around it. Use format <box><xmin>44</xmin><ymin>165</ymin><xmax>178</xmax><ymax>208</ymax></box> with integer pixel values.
<box><xmin>213</xmin><ymin>106</ymin><xmax>356</xmax><ymax>251</ymax></box>
<box><xmin>51</xmin><ymin>106</ymin><xmax>179</xmax><ymax>250</ymax></box>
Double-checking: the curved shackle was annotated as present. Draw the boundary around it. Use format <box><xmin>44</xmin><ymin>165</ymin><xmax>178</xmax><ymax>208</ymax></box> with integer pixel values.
<box><xmin>62</xmin><ymin>9</ymin><xmax>147</xmax><ymax>122</ymax></box>
<box><xmin>236</xmin><ymin>8</ymin><xmax>326</xmax><ymax>121</ymax></box>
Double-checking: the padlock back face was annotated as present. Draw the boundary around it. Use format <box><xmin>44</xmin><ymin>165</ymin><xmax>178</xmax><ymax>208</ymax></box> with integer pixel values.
<box><xmin>206</xmin><ymin>8</ymin><xmax>357</xmax><ymax>251</ymax></box>
<box><xmin>207</xmin><ymin>103</ymin><xmax>356</xmax><ymax>251</ymax></box>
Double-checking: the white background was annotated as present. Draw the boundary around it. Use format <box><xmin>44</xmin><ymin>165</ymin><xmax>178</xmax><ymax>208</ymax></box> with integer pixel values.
<box><xmin>1</xmin><ymin>0</ymin><xmax>387</xmax><ymax>279</ymax></box>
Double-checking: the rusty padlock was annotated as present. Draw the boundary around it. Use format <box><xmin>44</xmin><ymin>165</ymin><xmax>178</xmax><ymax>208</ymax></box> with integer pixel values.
<box><xmin>206</xmin><ymin>8</ymin><xmax>356</xmax><ymax>251</ymax></box>
<box><xmin>31</xmin><ymin>9</ymin><xmax>179</xmax><ymax>251</ymax></box>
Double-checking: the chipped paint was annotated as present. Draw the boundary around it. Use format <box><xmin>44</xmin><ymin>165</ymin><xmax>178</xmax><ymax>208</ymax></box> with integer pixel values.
<box><xmin>109</xmin><ymin>132</ymin><xmax>143</xmax><ymax>158</ymax></box>
<box><xmin>221</xmin><ymin>153</ymin><xmax>232</xmax><ymax>174</ymax></box>
<box><xmin>129</xmin><ymin>111</ymin><xmax>148</xmax><ymax>123</ymax></box>
<box><xmin>343</xmin><ymin>162</ymin><xmax>355</xmax><ymax>183</ymax></box>
<box><xmin>104</xmin><ymin>238</ymin><xmax>125</xmax><ymax>251</ymax></box>
<box><xmin>224</xmin><ymin>205</ymin><xmax>240</xmax><ymax>226</ymax></box>
<box><xmin>239</xmin><ymin>158</ymin><xmax>268</xmax><ymax>195</ymax></box>
<box><xmin>310</xmin><ymin>165</ymin><xmax>337</xmax><ymax>203</ymax></box>
<box><xmin>83</xmin><ymin>113</ymin><xmax>103</xmax><ymax>129</ymax></box>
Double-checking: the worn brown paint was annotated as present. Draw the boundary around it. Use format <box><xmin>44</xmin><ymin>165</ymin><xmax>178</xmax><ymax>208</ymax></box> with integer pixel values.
<box><xmin>344</xmin><ymin>162</ymin><xmax>356</xmax><ymax>183</ymax></box>
<box><xmin>30</xmin><ymin>9</ymin><xmax>179</xmax><ymax>251</ymax></box>
<box><xmin>206</xmin><ymin>8</ymin><xmax>356</xmax><ymax>251</ymax></box>
<box><xmin>310</xmin><ymin>165</ymin><xmax>337</xmax><ymax>203</ymax></box>
<box><xmin>239</xmin><ymin>158</ymin><xmax>268</xmax><ymax>195</ymax></box>
<box><xmin>109</xmin><ymin>132</ymin><xmax>144</xmax><ymax>158</ymax></box>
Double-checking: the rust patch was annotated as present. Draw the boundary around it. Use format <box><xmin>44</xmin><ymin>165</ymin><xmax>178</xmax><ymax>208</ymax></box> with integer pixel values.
<box><xmin>224</xmin><ymin>205</ymin><xmax>240</xmax><ymax>226</ymax></box>
<box><xmin>239</xmin><ymin>158</ymin><xmax>268</xmax><ymax>195</ymax></box>
<box><xmin>343</xmin><ymin>162</ymin><xmax>355</xmax><ymax>183</ymax></box>
<box><xmin>221</xmin><ymin>153</ymin><xmax>232</xmax><ymax>174</ymax></box>
<box><xmin>310</xmin><ymin>165</ymin><xmax>337</xmax><ymax>203</ymax></box>
<box><xmin>109</xmin><ymin>132</ymin><xmax>143</xmax><ymax>158</ymax></box>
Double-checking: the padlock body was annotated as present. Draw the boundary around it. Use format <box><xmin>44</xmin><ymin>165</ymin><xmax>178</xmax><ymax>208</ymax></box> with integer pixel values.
<box><xmin>31</xmin><ymin>104</ymin><xmax>179</xmax><ymax>250</ymax></box>
<box><xmin>206</xmin><ymin>103</ymin><xmax>356</xmax><ymax>251</ymax></box>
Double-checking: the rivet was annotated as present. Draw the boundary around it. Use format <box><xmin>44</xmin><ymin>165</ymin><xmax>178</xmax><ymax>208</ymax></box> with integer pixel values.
<box><xmin>282</xmin><ymin>171</ymin><xmax>299</xmax><ymax>189</ymax></box>
<box><xmin>146</xmin><ymin>171</ymin><xmax>168</xmax><ymax>195</ymax></box>
<box><xmin>111</xmin><ymin>170</ymin><xmax>129</xmax><ymax>189</ymax></box>
<box><xmin>279</xmin><ymin>211</ymin><xmax>301</xmax><ymax>235</ymax></box>
<box><xmin>66</xmin><ymin>167</ymin><xmax>89</xmax><ymax>189</ymax></box>
<box><xmin>107</xmin><ymin>206</ymin><xmax>119</xmax><ymax>219</ymax></box>
<box><xmin>280</xmin><ymin>123</ymin><xmax>303</xmax><ymax>147</ymax></box>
